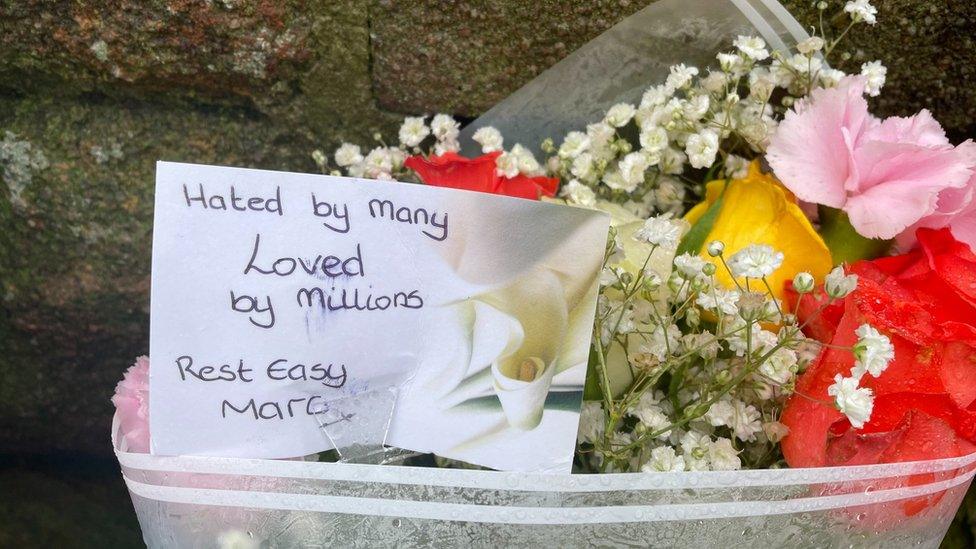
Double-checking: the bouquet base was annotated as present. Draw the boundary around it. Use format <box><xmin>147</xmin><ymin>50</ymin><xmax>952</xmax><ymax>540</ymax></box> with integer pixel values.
<box><xmin>115</xmin><ymin>417</ymin><xmax>975</xmax><ymax>548</ymax></box>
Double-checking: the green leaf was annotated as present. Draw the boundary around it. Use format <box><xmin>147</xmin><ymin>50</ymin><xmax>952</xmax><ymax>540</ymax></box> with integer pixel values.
<box><xmin>582</xmin><ymin>345</ymin><xmax>603</xmax><ymax>401</ymax></box>
<box><xmin>676</xmin><ymin>179</ymin><xmax>729</xmax><ymax>256</ymax></box>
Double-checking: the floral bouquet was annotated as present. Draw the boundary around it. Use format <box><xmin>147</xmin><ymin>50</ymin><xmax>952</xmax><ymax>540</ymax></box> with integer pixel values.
<box><xmin>113</xmin><ymin>1</ymin><xmax>976</xmax><ymax>546</ymax></box>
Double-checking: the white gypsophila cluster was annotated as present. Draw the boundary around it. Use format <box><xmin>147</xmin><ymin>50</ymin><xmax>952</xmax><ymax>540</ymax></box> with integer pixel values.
<box><xmin>792</xmin><ymin>269</ymin><xmax>893</xmax><ymax>430</ymax></box>
<box><xmin>727</xmin><ymin>244</ymin><xmax>785</xmax><ymax>279</ymax></box>
<box><xmin>472</xmin><ymin>126</ymin><xmax>504</xmax><ymax>153</ymax></box>
<box><xmin>823</xmin><ymin>323</ymin><xmax>893</xmax><ymax>429</ymax></box>
<box><xmin>579</xmin><ymin>233</ymin><xmax>822</xmax><ymax>473</ymax></box>
<box><xmin>398</xmin><ymin>116</ymin><xmax>430</xmax><ymax>148</ymax></box>
<box><xmin>543</xmin><ymin>13</ymin><xmax>869</xmax><ymax>219</ymax></box>
<box><xmin>860</xmin><ymin>60</ymin><xmax>887</xmax><ymax>97</ymax></box>
<box><xmin>844</xmin><ymin>0</ymin><xmax>878</xmax><ymax>25</ymax></box>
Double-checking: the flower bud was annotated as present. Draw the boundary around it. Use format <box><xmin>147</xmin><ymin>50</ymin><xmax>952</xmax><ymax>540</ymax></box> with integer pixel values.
<box><xmin>702</xmin><ymin>262</ymin><xmax>717</xmax><ymax>276</ymax></box>
<box><xmin>824</xmin><ymin>266</ymin><xmax>858</xmax><ymax>298</ymax></box>
<box><xmin>707</xmin><ymin>240</ymin><xmax>725</xmax><ymax>257</ymax></box>
<box><xmin>643</xmin><ymin>272</ymin><xmax>662</xmax><ymax>292</ymax></box>
<box><xmin>541</xmin><ymin>138</ymin><xmax>555</xmax><ymax>154</ymax></box>
<box><xmin>792</xmin><ymin>272</ymin><xmax>815</xmax><ymax>293</ymax></box>
<box><xmin>668</xmin><ymin>272</ymin><xmax>684</xmax><ymax>293</ymax></box>
<box><xmin>737</xmin><ymin>291</ymin><xmax>766</xmax><ymax>322</ymax></box>
<box><xmin>619</xmin><ymin>271</ymin><xmax>634</xmax><ymax>286</ymax></box>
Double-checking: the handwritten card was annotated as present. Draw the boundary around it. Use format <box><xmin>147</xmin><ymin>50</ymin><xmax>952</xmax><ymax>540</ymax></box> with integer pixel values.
<box><xmin>149</xmin><ymin>161</ymin><xmax>608</xmax><ymax>472</ymax></box>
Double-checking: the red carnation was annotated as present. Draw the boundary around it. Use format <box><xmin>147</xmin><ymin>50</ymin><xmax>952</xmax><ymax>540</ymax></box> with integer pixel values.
<box><xmin>782</xmin><ymin>228</ymin><xmax>976</xmax><ymax>471</ymax></box>
<box><xmin>404</xmin><ymin>152</ymin><xmax>559</xmax><ymax>200</ymax></box>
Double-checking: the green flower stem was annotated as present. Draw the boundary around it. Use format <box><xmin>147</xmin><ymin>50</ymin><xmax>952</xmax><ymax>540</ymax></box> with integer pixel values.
<box><xmin>818</xmin><ymin>206</ymin><xmax>892</xmax><ymax>265</ymax></box>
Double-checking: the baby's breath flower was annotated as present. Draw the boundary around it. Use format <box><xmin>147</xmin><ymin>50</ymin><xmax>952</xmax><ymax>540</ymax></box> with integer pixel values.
<box><xmin>701</xmin><ymin>70</ymin><xmax>728</xmax><ymax>93</ymax></box>
<box><xmin>735</xmin><ymin>292</ymin><xmax>767</xmax><ymax>323</ymax></box>
<box><xmin>685</xmin><ymin>129</ymin><xmax>720</xmax><ymax>169</ymax></box>
<box><xmin>707</xmin><ymin>437</ymin><xmax>742</xmax><ymax>470</ymax></box>
<box><xmin>362</xmin><ymin>147</ymin><xmax>394</xmax><ymax>179</ymax></box>
<box><xmin>707</xmin><ymin>240</ymin><xmax>725</xmax><ymax>257</ymax></box>
<box><xmin>471</xmin><ymin>126</ymin><xmax>504</xmax><ymax>153</ymax></box>
<box><xmin>642</xmin><ymin>323</ymin><xmax>682</xmax><ymax>361</ymax></box>
<box><xmin>560</xmin><ymin>179</ymin><xmax>597</xmax><ymax>207</ymax></box>
<box><xmin>824</xmin><ymin>266</ymin><xmax>858</xmax><ymax>298</ymax></box>
<box><xmin>727</xmin><ymin>244</ymin><xmax>784</xmax><ymax>278</ymax></box>
<box><xmin>639</xmin><ymin>126</ymin><xmax>669</xmax><ymax>154</ymax></box>
<box><xmin>510</xmin><ymin>143</ymin><xmax>541</xmax><ymax>175</ymax></box>
<box><xmin>760</xmin><ymin>347</ymin><xmax>798</xmax><ymax>385</ymax></box>
<box><xmin>696</xmin><ymin>288</ymin><xmax>740</xmax><ymax>316</ymax></box>
<box><xmin>635</xmin><ymin>214</ymin><xmax>683</xmax><ymax>248</ymax></box>
<box><xmin>733</xmin><ymin>35</ymin><xmax>769</xmax><ymax>61</ymax></box>
<box><xmin>559</xmin><ymin>131</ymin><xmax>591</xmax><ymax>159</ymax></box>
<box><xmin>398</xmin><ymin>116</ymin><xmax>430</xmax><ymax>148</ymax></box>
<box><xmin>659</xmin><ymin>147</ymin><xmax>687</xmax><ymax>175</ymax></box>
<box><xmin>602</xmin><ymin>169</ymin><xmax>632</xmax><ymax>193</ymax></box>
<box><xmin>433</xmin><ymin>138</ymin><xmax>459</xmax><ymax>155</ymax></box>
<box><xmin>642</xmin><ymin>446</ymin><xmax>686</xmax><ymax>472</ymax></box>
<box><xmin>618</xmin><ymin>151</ymin><xmax>652</xmax><ymax>188</ymax></box>
<box><xmin>673</xmin><ymin>253</ymin><xmax>707</xmax><ymax>279</ymax></box>
<box><xmin>730</xmin><ymin>400</ymin><xmax>763</xmax><ymax>442</ymax></box>
<box><xmin>717</xmin><ymin>52</ymin><xmax>747</xmax><ymax>77</ymax></box>
<box><xmin>666</xmin><ymin>64</ymin><xmax>699</xmax><ymax>91</ymax></box>
<box><xmin>569</xmin><ymin>152</ymin><xmax>597</xmax><ymax>182</ymax></box>
<box><xmin>828</xmin><ymin>374</ymin><xmax>874</xmax><ymax>429</ymax></box>
<box><xmin>845</xmin><ymin>0</ymin><xmax>878</xmax><ymax>25</ymax></box>
<box><xmin>430</xmin><ymin>113</ymin><xmax>460</xmax><ymax>142</ymax></box>
<box><xmin>860</xmin><ymin>61</ymin><xmax>887</xmax><ymax>97</ymax></box>
<box><xmin>334</xmin><ymin>143</ymin><xmax>363</xmax><ymax>167</ymax></box>
<box><xmin>704</xmin><ymin>398</ymin><xmax>735</xmax><ymax>428</ymax></box>
<box><xmin>683</xmin><ymin>95</ymin><xmax>711</xmax><ymax>121</ymax></box>
<box><xmin>495</xmin><ymin>150</ymin><xmax>520</xmax><ymax>178</ymax></box>
<box><xmin>819</xmin><ymin>68</ymin><xmax>847</xmax><ymax>88</ymax></box>
<box><xmin>852</xmin><ymin>324</ymin><xmax>895</xmax><ymax>378</ymax></box>
<box><xmin>605</xmin><ymin>103</ymin><xmax>637</xmax><ymax>128</ymax></box>
<box><xmin>724</xmin><ymin>155</ymin><xmax>750</xmax><ymax>179</ymax></box>
<box><xmin>796</xmin><ymin>36</ymin><xmax>825</xmax><ymax>55</ymax></box>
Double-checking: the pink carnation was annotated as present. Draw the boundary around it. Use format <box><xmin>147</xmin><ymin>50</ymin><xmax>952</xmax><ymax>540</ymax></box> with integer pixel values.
<box><xmin>767</xmin><ymin>76</ymin><xmax>975</xmax><ymax>241</ymax></box>
<box><xmin>897</xmin><ymin>144</ymin><xmax>976</xmax><ymax>251</ymax></box>
<box><xmin>112</xmin><ymin>355</ymin><xmax>150</xmax><ymax>453</ymax></box>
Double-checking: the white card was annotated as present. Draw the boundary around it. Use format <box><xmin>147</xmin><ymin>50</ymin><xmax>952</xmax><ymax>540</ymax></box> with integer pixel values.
<box><xmin>149</xmin><ymin>161</ymin><xmax>608</xmax><ymax>472</ymax></box>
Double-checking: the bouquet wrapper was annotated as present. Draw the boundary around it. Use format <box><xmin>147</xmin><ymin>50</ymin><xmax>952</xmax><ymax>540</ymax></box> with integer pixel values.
<box><xmin>115</xmin><ymin>413</ymin><xmax>975</xmax><ymax>547</ymax></box>
<box><xmin>116</xmin><ymin>0</ymin><xmax>976</xmax><ymax>546</ymax></box>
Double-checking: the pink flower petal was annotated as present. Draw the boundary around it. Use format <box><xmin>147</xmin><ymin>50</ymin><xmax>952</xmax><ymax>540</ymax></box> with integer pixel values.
<box><xmin>768</xmin><ymin>77</ymin><xmax>876</xmax><ymax>207</ymax></box>
<box><xmin>871</xmin><ymin>109</ymin><xmax>950</xmax><ymax>148</ymax></box>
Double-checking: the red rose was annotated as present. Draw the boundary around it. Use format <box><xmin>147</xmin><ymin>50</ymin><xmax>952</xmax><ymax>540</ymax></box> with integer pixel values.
<box><xmin>404</xmin><ymin>152</ymin><xmax>559</xmax><ymax>200</ymax></box>
<box><xmin>782</xmin><ymin>228</ymin><xmax>976</xmax><ymax>470</ymax></box>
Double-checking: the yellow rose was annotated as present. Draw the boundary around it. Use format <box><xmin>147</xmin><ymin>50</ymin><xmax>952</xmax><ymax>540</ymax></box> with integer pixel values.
<box><xmin>683</xmin><ymin>162</ymin><xmax>832</xmax><ymax>299</ymax></box>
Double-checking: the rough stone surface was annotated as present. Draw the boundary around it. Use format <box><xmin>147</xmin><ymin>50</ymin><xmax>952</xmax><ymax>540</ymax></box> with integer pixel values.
<box><xmin>781</xmin><ymin>0</ymin><xmax>976</xmax><ymax>142</ymax></box>
<box><xmin>0</xmin><ymin>94</ymin><xmax>321</xmax><ymax>454</ymax></box>
<box><xmin>371</xmin><ymin>0</ymin><xmax>654</xmax><ymax>117</ymax></box>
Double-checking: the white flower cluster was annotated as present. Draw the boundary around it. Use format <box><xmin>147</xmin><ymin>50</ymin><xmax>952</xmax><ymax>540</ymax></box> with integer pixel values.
<box><xmin>580</xmin><ymin>232</ymin><xmax>815</xmax><ymax>473</ymax></box>
<box><xmin>791</xmin><ymin>266</ymin><xmax>894</xmax><ymax>429</ymax></box>
<box><xmin>826</xmin><ymin>324</ymin><xmax>894</xmax><ymax>428</ymax></box>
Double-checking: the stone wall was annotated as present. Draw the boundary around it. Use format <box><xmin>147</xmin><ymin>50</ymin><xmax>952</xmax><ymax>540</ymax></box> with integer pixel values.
<box><xmin>1</xmin><ymin>0</ymin><xmax>974</xmax><ymax>456</ymax></box>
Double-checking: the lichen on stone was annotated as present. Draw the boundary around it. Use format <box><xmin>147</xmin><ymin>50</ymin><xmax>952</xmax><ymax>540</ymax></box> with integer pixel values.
<box><xmin>0</xmin><ymin>130</ymin><xmax>49</xmax><ymax>208</ymax></box>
